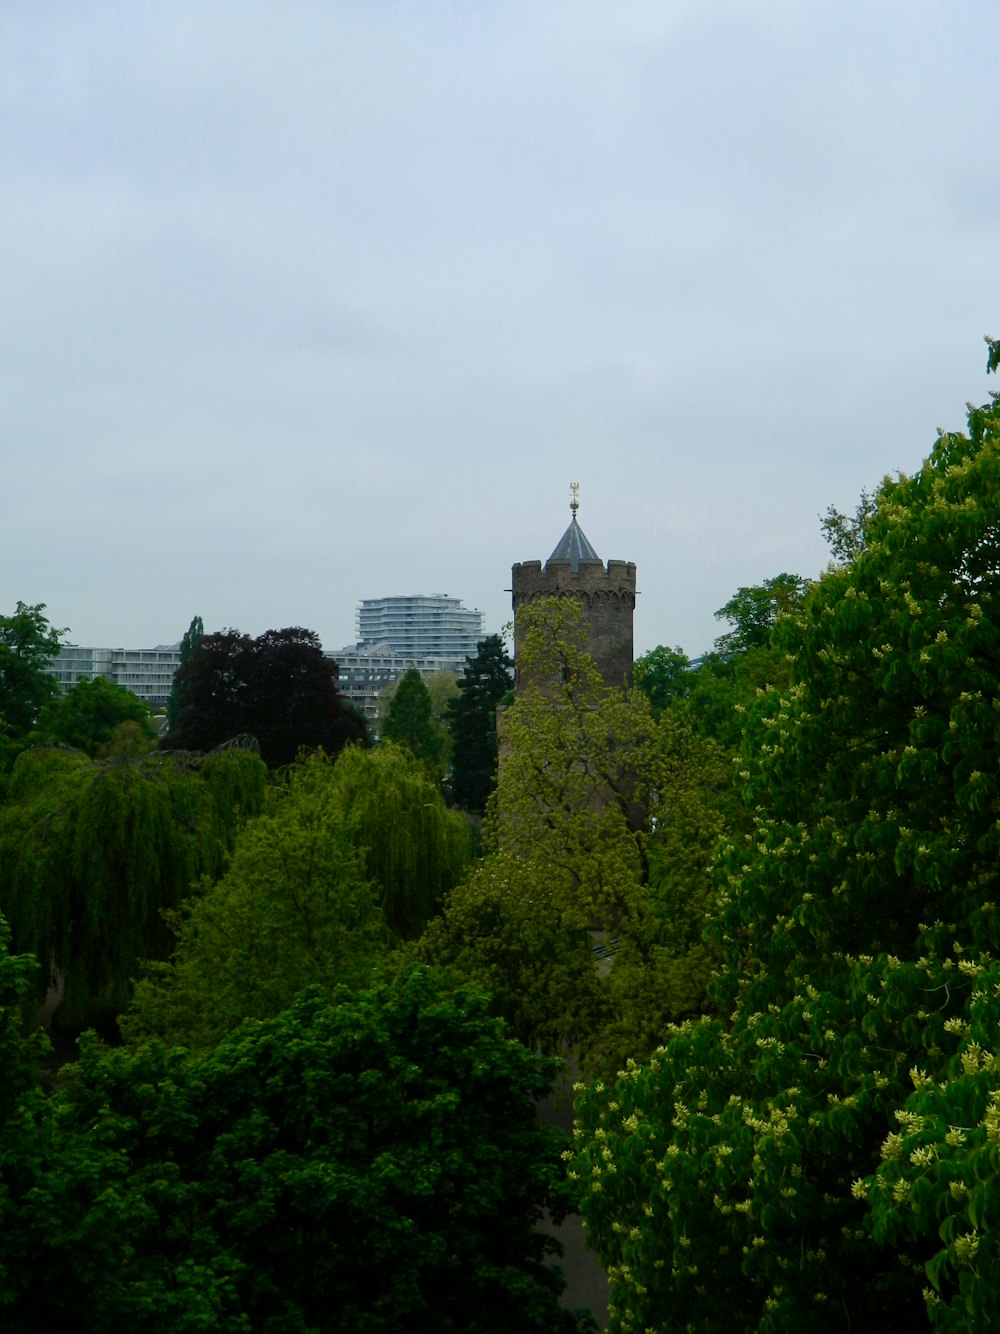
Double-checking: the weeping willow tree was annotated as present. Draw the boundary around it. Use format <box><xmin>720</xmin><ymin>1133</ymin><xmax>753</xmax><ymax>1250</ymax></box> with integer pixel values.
<box><xmin>283</xmin><ymin>743</ymin><xmax>474</xmax><ymax>938</ymax></box>
<box><xmin>0</xmin><ymin>741</ymin><xmax>266</xmax><ymax>1029</ymax></box>
<box><xmin>121</xmin><ymin>765</ymin><xmax>386</xmax><ymax>1049</ymax></box>
<box><xmin>121</xmin><ymin>745</ymin><xmax>474</xmax><ymax>1049</ymax></box>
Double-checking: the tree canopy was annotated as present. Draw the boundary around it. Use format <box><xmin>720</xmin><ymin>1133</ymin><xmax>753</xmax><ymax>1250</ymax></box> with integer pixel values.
<box><xmin>422</xmin><ymin>599</ymin><xmax>728</xmax><ymax>1074</ymax></box>
<box><xmin>633</xmin><ymin>643</ymin><xmax>692</xmax><ymax>718</ymax></box>
<box><xmin>165</xmin><ymin>625</ymin><xmax>368</xmax><ymax>767</ymax></box>
<box><xmin>648</xmin><ymin>574</ymin><xmax>812</xmax><ymax>750</ymax></box>
<box><xmin>165</xmin><ymin>613</ymin><xmax>204</xmax><ymax>733</ymax></box>
<box><xmin>0</xmin><ymin>915</ymin><xmax>56</xmax><ymax>1316</ymax></box>
<box><xmin>381</xmin><ymin>667</ymin><xmax>445</xmax><ymax>774</ymax></box>
<box><xmin>126</xmin><ymin>743</ymin><xmax>473</xmax><ymax>1048</ymax></box>
<box><xmin>122</xmin><ymin>755</ymin><xmax>387</xmax><ymax>1049</ymax></box>
<box><xmin>29</xmin><ymin>675</ymin><xmax>156</xmax><ymax>756</ymax></box>
<box><xmin>3</xmin><ymin>967</ymin><xmax>591</xmax><ymax>1333</ymax></box>
<box><xmin>447</xmin><ymin>633</ymin><xmax>513</xmax><ymax>811</ymax></box>
<box><xmin>122</xmin><ymin>743</ymin><xmax>473</xmax><ymax>1048</ymax></box>
<box><xmin>571</xmin><ymin>345</ymin><xmax>1000</xmax><ymax>1331</ymax></box>
<box><xmin>820</xmin><ymin>487</ymin><xmax>878</xmax><ymax>565</ymax></box>
<box><xmin>711</xmin><ymin>572</ymin><xmax>810</xmax><ymax>656</ymax></box>
<box><xmin>424</xmin><ymin>667</ymin><xmax>460</xmax><ymax>729</ymax></box>
<box><xmin>0</xmin><ymin>744</ymin><xmax>266</xmax><ymax>1029</ymax></box>
<box><xmin>0</xmin><ymin>602</ymin><xmax>66</xmax><ymax>768</ymax></box>
<box><xmin>324</xmin><ymin>742</ymin><xmax>474</xmax><ymax>938</ymax></box>
<box><xmin>489</xmin><ymin>599</ymin><xmax>659</xmax><ymax>904</ymax></box>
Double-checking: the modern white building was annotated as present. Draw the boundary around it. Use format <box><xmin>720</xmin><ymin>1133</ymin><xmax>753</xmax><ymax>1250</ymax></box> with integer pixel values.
<box><xmin>356</xmin><ymin>594</ymin><xmax>484</xmax><ymax>674</ymax></box>
<box><xmin>46</xmin><ymin>644</ymin><xmax>183</xmax><ymax>707</ymax></box>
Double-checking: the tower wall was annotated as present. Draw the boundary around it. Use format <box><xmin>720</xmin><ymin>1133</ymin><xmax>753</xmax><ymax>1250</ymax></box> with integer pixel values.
<box><xmin>511</xmin><ymin>556</ymin><xmax>637</xmax><ymax>689</ymax></box>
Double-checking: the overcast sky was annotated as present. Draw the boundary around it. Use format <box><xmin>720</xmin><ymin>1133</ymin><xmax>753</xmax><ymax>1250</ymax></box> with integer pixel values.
<box><xmin>3</xmin><ymin>1</ymin><xmax>998</xmax><ymax>660</ymax></box>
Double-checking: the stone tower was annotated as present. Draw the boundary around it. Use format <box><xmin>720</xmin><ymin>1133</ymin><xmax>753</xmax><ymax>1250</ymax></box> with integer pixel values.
<box><xmin>511</xmin><ymin>486</ymin><xmax>636</xmax><ymax>689</ymax></box>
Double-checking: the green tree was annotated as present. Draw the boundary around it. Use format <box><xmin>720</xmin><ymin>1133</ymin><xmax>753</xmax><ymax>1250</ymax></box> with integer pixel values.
<box><xmin>679</xmin><ymin>576</ymin><xmax>810</xmax><ymax>749</ymax></box>
<box><xmin>425</xmin><ymin>668</ymin><xmax>460</xmax><ymax>729</ymax></box>
<box><xmin>0</xmin><ymin>744</ymin><xmax>266</xmax><ymax>1030</ymax></box>
<box><xmin>0</xmin><ymin>602</ymin><xmax>66</xmax><ymax>767</ymax></box>
<box><xmin>126</xmin><ymin>745</ymin><xmax>472</xmax><ymax>1047</ymax></box>
<box><xmin>0</xmin><ymin>915</ymin><xmax>61</xmax><ymax>1317</ymax></box>
<box><xmin>165</xmin><ymin>613</ymin><xmax>204</xmax><ymax>733</ymax></box>
<box><xmin>381</xmin><ymin>667</ymin><xmax>445</xmax><ymax>773</ymax></box>
<box><xmin>11</xmin><ymin>970</ymin><xmax>592</xmax><ymax>1333</ymax></box>
<box><xmin>382</xmin><ymin>668</ymin><xmax>460</xmax><ymax>765</ymax></box>
<box><xmin>820</xmin><ymin>487</ymin><xmax>878</xmax><ymax>565</ymax></box>
<box><xmin>711</xmin><ymin>572</ymin><xmax>810</xmax><ymax>655</ymax></box>
<box><xmin>489</xmin><ymin>599</ymin><xmax>658</xmax><ymax>907</ymax></box>
<box><xmin>29</xmin><ymin>675</ymin><xmax>156</xmax><ymax>756</ymax></box>
<box><xmin>448</xmin><ymin>633</ymin><xmax>513</xmax><ymax>811</ymax></box>
<box><xmin>418</xmin><ymin>851</ymin><xmax>612</xmax><ymax>1057</ymax></box>
<box><xmin>571</xmin><ymin>344</ymin><xmax>1000</xmax><ymax>1331</ymax></box>
<box><xmin>633</xmin><ymin>644</ymin><xmax>692</xmax><ymax>717</ymax></box>
<box><xmin>424</xmin><ymin>600</ymin><xmax>728</xmax><ymax>1074</ymax></box>
<box><xmin>166</xmin><ymin>626</ymin><xmax>368</xmax><ymax>767</ymax></box>
<box><xmin>122</xmin><ymin>753</ymin><xmax>387</xmax><ymax>1049</ymax></box>
<box><xmin>325</xmin><ymin>742</ymin><xmax>473</xmax><ymax>938</ymax></box>
<box><xmin>683</xmin><ymin>649</ymin><xmax>785</xmax><ymax>750</ymax></box>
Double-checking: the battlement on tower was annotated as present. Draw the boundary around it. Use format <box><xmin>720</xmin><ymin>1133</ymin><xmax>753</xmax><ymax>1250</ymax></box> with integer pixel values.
<box><xmin>511</xmin><ymin>555</ymin><xmax>637</xmax><ymax>689</ymax></box>
<box><xmin>511</xmin><ymin>556</ymin><xmax>637</xmax><ymax>595</ymax></box>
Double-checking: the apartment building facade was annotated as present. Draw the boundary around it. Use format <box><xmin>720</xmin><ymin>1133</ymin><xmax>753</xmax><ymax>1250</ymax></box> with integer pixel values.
<box><xmin>356</xmin><ymin>594</ymin><xmax>484</xmax><ymax>674</ymax></box>
<box><xmin>46</xmin><ymin>644</ymin><xmax>183</xmax><ymax>708</ymax></box>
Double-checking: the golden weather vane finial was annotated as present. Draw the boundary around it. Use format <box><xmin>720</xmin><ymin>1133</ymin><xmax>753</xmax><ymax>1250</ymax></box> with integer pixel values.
<box><xmin>570</xmin><ymin>481</ymin><xmax>580</xmax><ymax>518</ymax></box>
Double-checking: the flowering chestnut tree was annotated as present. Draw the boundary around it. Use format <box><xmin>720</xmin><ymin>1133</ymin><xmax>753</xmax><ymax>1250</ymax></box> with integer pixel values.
<box><xmin>572</xmin><ymin>341</ymin><xmax>1000</xmax><ymax>1331</ymax></box>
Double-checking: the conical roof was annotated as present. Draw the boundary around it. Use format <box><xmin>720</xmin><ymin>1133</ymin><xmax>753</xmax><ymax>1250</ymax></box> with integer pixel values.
<box><xmin>549</xmin><ymin>489</ymin><xmax>600</xmax><ymax>571</ymax></box>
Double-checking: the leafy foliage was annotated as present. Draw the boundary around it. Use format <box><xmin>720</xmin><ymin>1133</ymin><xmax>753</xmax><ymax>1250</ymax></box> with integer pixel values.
<box><xmin>418</xmin><ymin>851</ymin><xmax>612</xmax><ymax>1056</ymax></box>
<box><xmin>423</xmin><ymin>600</ymin><xmax>728</xmax><ymax>1074</ymax></box>
<box><xmin>489</xmin><ymin>599</ymin><xmax>654</xmax><ymax>894</ymax></box>
<box><xmin>0</xmin><ymin>602</ymin><xmax>66</xmax><ymax>768</ymax></box>
<box><xmin>0</xmin><ymin>916</ymin><xmax>58</xmax><ymax>1318</ymax></box>
<box><xmin>7</xmin><ymin>969</ymin><xmax>591</xmax><ymax>1333</ymax></box>
<box><xmin>682</xmin><ymin>647</ymin><xmax>785</xmax><ymax>750</ymax></box>
<box><xmin>637</xmin><ymin>578</ymin><xmax>808</xmax><ymax>751</ymax></box>
<box><xmin>122</xmin><ymin>756</ymin><xmax>387</xmax><ymax>1048</ymax></box>
<box><xmin>571</xmin><ymin>361</ymin><xmax>1000</xmax><ymax>1331</ymax></box>
<box><xmin>29</xmin><ymin>675</ymin><xmax>156</xmax><ymax>756</ymax></box>
<box><xmin>165</xmin><ymin>613</ymin><xmax>204</xmax><ymax>733</ymax></box>
<box><xmin>820</xmin><ymin>486</ymin><xmax>878</xmax><ymax>565</ymax></box>
<box><xmin>633</xmin><ymin>644</ymin><xmax>692</xmax><ymax>717</ymax></box>
<box><xmin>448</xmin><ymin>634</ymin><xmax>514</xmax><ymax>811</ymax></box>
<box><xmin>381</xmin><ymin>667</ymin><xmax>446</xmax><ymax>774</ymax></box>
<box><xmin>126</xmin><ymin>744</ymin><xmax>473</xmax><ymax>1047</ymax></box>
<box><xmin>424</xmin><ymin>667</ymin><xmax>460</xmax><ymax>731</ymax></box>
<box><xmin>711</xmin><ymin>572</ymin><xmax>810</xmax><ymax>656</ymax></box>
<box><xmin>0</xmin><ymin>745</ymin><xmax>266</xmax><ymax>1029</ymax></box>
<box><xmin>166</xmin><ymin>625</ymin><xmax>368</xmax><ymax>767</ymax></box>
<box><xmin>323</xmin><ymin>742</ymin><xmax>474</xmax><ymax>938</ymax></box>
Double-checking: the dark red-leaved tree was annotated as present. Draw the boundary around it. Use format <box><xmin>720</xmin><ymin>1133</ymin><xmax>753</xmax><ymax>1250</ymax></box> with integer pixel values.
<box><xmin>165</xmin><ymin>627</ymin><xmax>368</xmax><ymax>767</ymax></box>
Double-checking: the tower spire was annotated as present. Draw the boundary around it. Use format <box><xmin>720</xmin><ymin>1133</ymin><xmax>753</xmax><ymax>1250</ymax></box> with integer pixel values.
<box><xmin>511</xmin><ymin>485</ymin><xmax>637</xmax><ymax>689</ymax></box>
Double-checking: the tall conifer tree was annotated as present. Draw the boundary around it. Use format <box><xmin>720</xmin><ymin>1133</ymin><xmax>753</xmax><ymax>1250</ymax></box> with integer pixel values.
<box><xmin>381</xmin><ymin>668</ymin><xmax>445</xmax><ymax>775</ymax></box>
<box><xmin>448</xmin><ymin>635</ymin><xmax>513</xmax><ymax>812</ymax></box>
<box><xmin>165</xmin><ymin>614</ymin><xmax>204</xmax><ymax>733</ymax></box>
